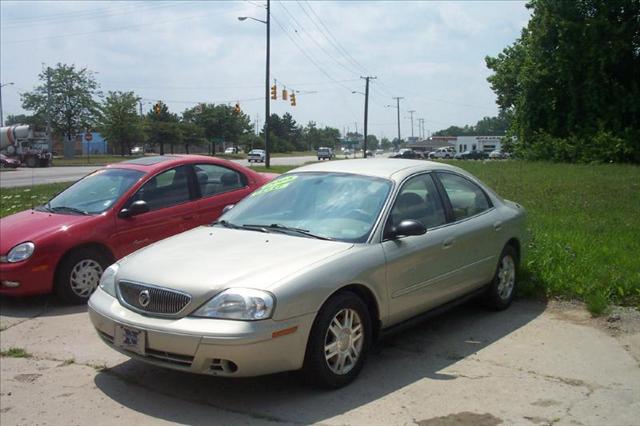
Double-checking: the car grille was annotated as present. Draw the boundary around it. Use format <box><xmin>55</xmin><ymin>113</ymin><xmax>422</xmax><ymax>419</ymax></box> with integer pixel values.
<box><xmin>118</xmin><ymin>281</ymin><xmax>191</xmax><ymax>315</ymax></box>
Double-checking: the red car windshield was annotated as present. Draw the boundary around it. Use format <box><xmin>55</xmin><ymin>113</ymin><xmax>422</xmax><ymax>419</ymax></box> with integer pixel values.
<box><xmin>45</xmin><ymin>168</ymin><xmax>144</xmax><ymax>215</ymax></box>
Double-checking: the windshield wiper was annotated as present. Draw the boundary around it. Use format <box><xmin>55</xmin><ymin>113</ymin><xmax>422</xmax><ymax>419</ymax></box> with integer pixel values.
<box><xmin>211</xmin><ymin>220</ymin><xmax>243</xmax><ymax>229</ymax></box>
<box><xmin>49</xmin><ymin>206</ymin><xmax>89</xmax><ymax>215</ymax></box>
<box><xmin>244</xmin><ymin>223</ymin><xmax>332</xmax><ymax>240</ymax></box>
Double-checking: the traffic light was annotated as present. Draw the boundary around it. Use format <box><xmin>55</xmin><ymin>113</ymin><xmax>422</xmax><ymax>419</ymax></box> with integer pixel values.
<box><xmin>290</xmin><ymin>92</ymin><xmax>296</xmax><ymax>107</ymax></box>
<box><xmin>282</xmin><ymin>88</ymin><xmax>288</xmax><ymax>101</ymax></box>
<box><xmin>153</xmin><ymin>102</ymin><xmax>161</xmax><ymax>115</ymax></box>
<box><xmin>234</xmin><ymin>103</ymin><xmax>241</xmax><ymax>114</ymax></box>
<box><xmin>270</xmin><ymin>84</ymin><xmax>277</xmax><ymax>100</ymax></box>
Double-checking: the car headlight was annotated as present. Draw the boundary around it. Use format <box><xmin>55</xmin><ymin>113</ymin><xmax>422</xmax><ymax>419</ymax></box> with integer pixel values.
<box><xmin>99</xmin><ymin>263</ymin><xmax>119</xmax><ymax>297</ymax></box>
<box><xmin>192</xmin><ymin>288</ymin><xmax>275</xmax><ymax>320</ymax></box>
<box><xmin>5</xmin><ymin>242</ymin><xmax>35</xmax><ymax>263</ymax></box>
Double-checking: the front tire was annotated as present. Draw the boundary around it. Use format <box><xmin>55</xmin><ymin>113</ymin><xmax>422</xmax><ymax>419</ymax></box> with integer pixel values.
<box><xmin>483</xmin><ymin>245</ymin><xmax>518</xmax><ymax>310</ymax></box>
<box><xmin>303</xmin><ymin>291</ymin><xmax>371</xmax><ymax>388</ymax></box>
<box><xmin>55</xmin><ymin>248</ymin><xmax>109</xmax><ymax>304</ymax></box>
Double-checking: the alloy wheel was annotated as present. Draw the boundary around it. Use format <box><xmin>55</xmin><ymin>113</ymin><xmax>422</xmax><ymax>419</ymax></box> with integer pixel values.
<box><xmin>69</xmin><ymin>259</ymin><xmax>103</xmax><ymax>298</ymax></box>
<box><xmin>324</xmin><ymin>308</ymin><xmax>364</xmax><ymax>375</ymax></box>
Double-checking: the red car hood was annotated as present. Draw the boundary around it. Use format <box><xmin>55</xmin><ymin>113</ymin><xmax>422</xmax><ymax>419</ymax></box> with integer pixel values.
<box><xmin>0</xmin><ymin>209</ymin><xmax>94</xmax><ymax>254</ymax></box>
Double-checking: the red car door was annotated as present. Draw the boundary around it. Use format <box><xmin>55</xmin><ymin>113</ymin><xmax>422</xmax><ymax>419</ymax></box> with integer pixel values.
<box><xmin>114</xmin><ymin>165</ymin><xmax>199</xmax><ymax>258</ymax></box>
<box><xmin>191</xmin><ymin>163</ymin><xmax>254</xmax><ymax>225</ymax></box>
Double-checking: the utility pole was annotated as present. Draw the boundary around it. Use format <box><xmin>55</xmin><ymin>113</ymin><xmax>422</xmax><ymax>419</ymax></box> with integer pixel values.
<box><xmin>393</xmin><ymin>97</ymin><xmax>403</xmax><ymax>148</ymax></box>
<box><xmin>361</xmin><ymin>76</ymin><xmax>376</xmax><ymax>158</ymax></box>
<box><xmin>408</xmin><ymin>110</ymin><xmax>416</xmax><ymax>139</ymax></box>
<box><xmin>46</xmin><ymin>67</ymin><xmax>53</xmax><ymax>153</ymax></box>
<box><xmin>0</xmin><ymin>82</ymin><xmax>14</xmax><ymax>127</ymax></box>
<box><xmin>418</xmin><ymin>118</ymin><xmax>425</xmax><ymax>139</ymax></box>
<box><xmin>264</xmin><ymin>0</ymin><xmax>271</xmax><ymax>168</ymax></box>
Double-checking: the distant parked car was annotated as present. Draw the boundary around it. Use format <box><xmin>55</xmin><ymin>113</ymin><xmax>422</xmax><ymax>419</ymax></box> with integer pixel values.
<box><xmin>224</xmin><ymin>147</ymin><xmax>238</xmax><ymax>155</ymax></box>
<box><xmin>375</xmin><ymin>149</ymin><xmax>384</xmax><ymax>156</ymax></box>
<box><xmin>365</xmin><ymin>150</ymin><xmax>374</xmax><ymax>158</ymax></box>
<box><xmin>0</xmin><ymin>153</ymin><xmax>20</xmax><ymax>168</ymax></box>
<box><xmin>455</xmin><ymin>150</ymin><xmax>487</xmax><ymax>160</ymax></box>
<box><xmin>391</xmin><ymin>149</ymin><xmax>419</xmax><ymax>159</ymax></box>
<box><xmin>130</xmin><ymin>146</ymin><xmax>143</xmax><ymax>155</ymax></box>
<box><xmin>0</xmin><ymin>155</ymin><xmax>275</xmax><ymax>304</ymax></box>
<box><xmin>317</xmin><ymin>147</ymin><xmax>333</xmax><ymax>160</ymax></box>
<box><xmin>247</xmin><ymin>149</ymin><xmax>266</xmax><ymax>163</ymax></box>
<box><xmin>489</xmin><ymin>150</ymin><xmax>510</xmax><ymax>159</ymax></box>
<box><xmin>428</xmin><ymin>147</ymin><xmax>456</xmax><ymax>159</ymax></box>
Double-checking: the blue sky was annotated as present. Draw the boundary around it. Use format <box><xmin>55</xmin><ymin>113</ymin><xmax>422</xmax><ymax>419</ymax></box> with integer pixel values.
<box><xmin>1</xmin><ymin>1</ymin><xmax>530</xmax><ymax>139</ymax></box>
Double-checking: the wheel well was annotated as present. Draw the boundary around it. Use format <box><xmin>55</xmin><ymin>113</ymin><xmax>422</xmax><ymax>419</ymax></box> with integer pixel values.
<box><xmin>334</xmin><ymin>284</ymin><xmax>382</xmax><ymax>342</ymax></box>
<box><xmin>54</xmin><ymin>243</ymin><xmax>115</xmax><ymax>282</ymax></box>
<box><xmin>506</xmin><ymin>238</ymin><xmax>520</xmax><ymax>261</ymax></box>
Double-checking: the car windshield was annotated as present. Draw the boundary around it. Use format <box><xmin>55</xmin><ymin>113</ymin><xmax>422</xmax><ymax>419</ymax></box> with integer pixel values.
<box><xmin>220</xmin><ymin>172</ymin><xmax>392</xmax><ymax>243</ymax></box>
<box><xmin>44</xmin><ymin>168</ymin><xmax>144</xmax><ymax>215</ymax></box>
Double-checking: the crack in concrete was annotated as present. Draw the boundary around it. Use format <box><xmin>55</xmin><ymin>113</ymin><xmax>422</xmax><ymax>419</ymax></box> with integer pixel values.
<box><xmin>0</xmin><ymin>300</ymin><xmax>52</xmax><ymax>333</ymax></box>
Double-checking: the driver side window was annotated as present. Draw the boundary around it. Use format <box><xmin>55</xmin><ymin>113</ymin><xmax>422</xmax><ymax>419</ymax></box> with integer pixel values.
<box><xmin>133</xmin><ymin>166</ymin><xmax>191</xmax><ymax>211</ymax></box>
<box><xmin>388</xmin><ymin>174</ymin><xmax>446</xmax><ymax>230</ymax></box>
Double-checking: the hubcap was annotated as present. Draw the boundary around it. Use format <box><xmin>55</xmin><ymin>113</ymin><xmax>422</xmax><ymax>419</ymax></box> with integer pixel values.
<box><xmin>69</xmin><ymin>259</ymin><xmax>103</xmax><ymax>298</ymax></box>
<box><xmin>324</xmin><ymin>308</ymin><xmax>364</xmax><ymax>375</ymax></box>
<box><xmin>497</xmin><ymin>255</ymin><xmax>516</xmax><ymax>300</ymax></box>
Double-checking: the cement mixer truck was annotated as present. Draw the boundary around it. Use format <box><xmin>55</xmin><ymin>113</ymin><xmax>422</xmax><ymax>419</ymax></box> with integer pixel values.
<box><xmin>0</xmin><ymin>125</ymin><xmax>53</xmax><ymax>167</ymax></box>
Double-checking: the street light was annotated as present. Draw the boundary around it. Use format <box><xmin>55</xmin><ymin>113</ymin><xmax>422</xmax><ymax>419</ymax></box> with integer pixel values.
<box><xmin>0</xmin><ymin>82</ymin><xmax>15</xmax><ymax>127</ymax></box>
<box><xmin>237</xmin><ymin>0</ymin><xmax>271</xmax><ymax>168</ymax></box>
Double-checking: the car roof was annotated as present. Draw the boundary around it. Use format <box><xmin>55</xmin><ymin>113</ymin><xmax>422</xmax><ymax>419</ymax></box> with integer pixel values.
<box><xmin>289</xmin><ymin>159</ymin><xmax>469</xmax><ymax>182</ymax></box>
<box><xmin>104</xmin><ymin>154</ymin><xmax>245</xmax><ymax>174</ymax></box>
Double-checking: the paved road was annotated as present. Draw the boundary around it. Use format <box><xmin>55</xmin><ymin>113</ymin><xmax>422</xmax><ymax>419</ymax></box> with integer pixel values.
<box><xmin>1</xmin><ymin>299</ymin><xmax>638</xmax><ymax>425</ymax></box>
<box><xmin>0</xmin><ymin>156</ymin><xmax>317</xmax><ymax>188</ymax></box>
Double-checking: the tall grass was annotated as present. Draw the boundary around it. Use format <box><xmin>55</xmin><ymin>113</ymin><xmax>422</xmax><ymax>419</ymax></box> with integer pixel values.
<box><xmin>447</xmin><ymin>160</ymin><xmax>640</xmax><ymax>308</ymax></box>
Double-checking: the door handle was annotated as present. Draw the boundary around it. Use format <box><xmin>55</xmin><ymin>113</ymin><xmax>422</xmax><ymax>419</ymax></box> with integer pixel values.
<box><xmin>493</xmin><ymin>221</ymin><xmax>503</xmax><ymax>231</ymax></box>
<box><xmin>443</xmin><ymin>237</ymin><xmax>455</xmax><ymax>249</ymax></box>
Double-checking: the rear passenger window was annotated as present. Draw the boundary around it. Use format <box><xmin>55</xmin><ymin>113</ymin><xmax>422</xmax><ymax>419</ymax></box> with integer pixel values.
<box><xmin>388</xmin><ymin>174</ymin><xmax>446</xmax><ymax>229</ymax></box>
<box><xmin>437</xmin><ymin>173</ymin><xmax>491</xmax><ymax>221</ymax></box>
<box><xmin>194</xmin><ymin>164</ymin><xmax>246</xmax><ymax>197</ymax></box>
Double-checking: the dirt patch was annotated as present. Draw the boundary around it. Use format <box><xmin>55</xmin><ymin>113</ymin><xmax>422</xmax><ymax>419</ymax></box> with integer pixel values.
<box><xmin>13</xmin><ymin>373</ymin><xmax>42</xmax><ymax>383</ymax></box>
<box><xmin>415</xmin><ymin>412</ymin><xmax>502</xmax><ymax>426</ymax></box>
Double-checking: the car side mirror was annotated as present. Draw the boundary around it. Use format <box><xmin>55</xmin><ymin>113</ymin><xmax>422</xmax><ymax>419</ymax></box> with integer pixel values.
<box><xmin>119</xmin><ymin>200</ymin><xmax>150</xmax><ymax>218</ymax></box>
<box><xmin>385</xmin><ymin>219</ymin><xmax>427</xmax><ymax>239</ymax></box>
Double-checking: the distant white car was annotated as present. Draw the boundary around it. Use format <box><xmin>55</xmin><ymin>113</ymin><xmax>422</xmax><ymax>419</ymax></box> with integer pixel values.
<box><xmin>489</xmin><ymin>150</ymin><xmax>510</xmax><ymax>159</ymax></box>
<box><xmin>428</xmin><ymin>147</ymin><xmax>456</xmax><ymax>159</ymax></box>
<box><xmin>224</xmin><ymin>147</ymin><xmax>238</xmax><ymax>155</ymax></box>
<box><xmin>375</xmin><ymin>149</ymin><xmax>384</xmax><ymax>156</ymax></box>
<box><xmin>247</xmin><ymin>149</ymin><xmax>266</xmax><ymax>163</ymax></box>
<box><xmin>131</xmin><ymin>146</ymin><xmax>143</xmax><ymax>155</ymax></box>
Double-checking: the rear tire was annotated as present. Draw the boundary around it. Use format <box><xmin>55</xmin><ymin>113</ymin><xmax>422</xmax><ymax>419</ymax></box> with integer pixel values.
<box><xmin>55</xmin><ymin>248</ymin><xmax>110</xmax><ymax>305</ymax></box>
<box><xmin>303</xmin><ymin>291</ymin><xmax>371</xmax><ymax>388</ymax></box>
<box><xmin>25</xmin><ymin>156</ymin><xmax>37</xmax><ymax>168</ymax></box>
<box><xmin>483</xmin><ymin>245</ymin><xmax>519</xmax><ymax>310</ymax></box>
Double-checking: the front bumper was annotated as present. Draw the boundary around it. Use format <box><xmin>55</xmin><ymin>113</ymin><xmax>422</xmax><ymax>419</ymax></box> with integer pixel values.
<box><xmin>0</xmin><ymin>257</ymin><xmax>54</xmax><ymax>296</ymax></box>
<box><xmin>88</xmin><ymin>287</ymin><xmax>316</xmax><ymax>377</ymax></box>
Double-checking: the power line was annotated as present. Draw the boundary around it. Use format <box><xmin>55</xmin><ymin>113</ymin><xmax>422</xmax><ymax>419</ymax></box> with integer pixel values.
<box><xmin>298</xmin><ymin>1</ymin><xmax>371</xmax><ymax>76</ymax></box>
<box><xmin>2</xmin><ymin>12</ymin><xmax>212</xmax><ymax>45</ymax></box>
<box><xmin>277</xmin><ymin>2</ymin><xmax>361</xmax><ymax>77</ymax></box>
<box><xmin>2</xmin><ymin>2</ymin><xmax>196</xmax><ymax>29</ymax></box>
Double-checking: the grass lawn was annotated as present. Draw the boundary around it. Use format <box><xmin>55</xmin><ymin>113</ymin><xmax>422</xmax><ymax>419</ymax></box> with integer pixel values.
<box><xmin>1</xmin><ymin>160</ymin><xmax>637</xmax><ymax>310</ymax></box>
<box><xmin>442</xmin><ymin>160</ymin><xmax>640</xmax><ymax>310</ymax></box>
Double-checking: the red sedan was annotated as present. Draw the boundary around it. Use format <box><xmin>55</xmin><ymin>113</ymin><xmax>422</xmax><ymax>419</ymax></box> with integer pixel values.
<box><xmin>0</xmin><ymin>155</ymin><xmax>275</xmax><ymax>303</ymax></box>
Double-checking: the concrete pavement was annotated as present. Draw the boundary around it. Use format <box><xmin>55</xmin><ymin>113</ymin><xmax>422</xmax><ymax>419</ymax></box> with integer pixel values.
<box><xmin>0</xmin><ymin>156</ymin><xmax>317</xmax><ymax>188</ymax></box>
<box><xmin>1</xmin><ymin>298</ymin><xmax>638</xmax><ymax>425</ymax></box>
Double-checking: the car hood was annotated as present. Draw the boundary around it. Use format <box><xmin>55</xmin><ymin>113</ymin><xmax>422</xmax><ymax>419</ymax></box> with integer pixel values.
<box><xmin>117</xmin><ymin>226</ymin><xmax>354</xmax><ymax>298</ymax></box>
<box><xmin>0</xmin><ymin>209</ymin><xmax>94</xmax><ymax>254</ymax></box>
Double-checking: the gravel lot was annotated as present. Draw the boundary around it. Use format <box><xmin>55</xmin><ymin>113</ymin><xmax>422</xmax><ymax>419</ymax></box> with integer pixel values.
<box><xmin>1</xmin><ymin>298</ymin><xmax>638</xmax><ymax>426</ymax></box>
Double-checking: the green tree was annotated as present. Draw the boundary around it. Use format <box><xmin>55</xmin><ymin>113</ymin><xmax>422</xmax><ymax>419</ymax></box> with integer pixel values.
<box><xmin>183</xmin><ymin>103</ymin><xmax>252</xmax><ymax>152</ymax></box>
<box><xmin>485</xmin><ymin>0</ymin><xmax>640</xmax><ymax>162</ymax></box>
<box><xmin>179</xmin><ymin>121</ymin><xmax>205</xmax><ymax>154</ymax></box>
<box><xmin>145</xmin><ymin>102</ymin><xmax>180</xmax><ymax>155</ymax></box>
<box><xmin>98</xmin><ymin>91</ymin><xmax>143</xmax><ymax>156</ymax></box>
<box><xmin>21</xmin><ymin>63</ymin><xmax>101</xmax><ymax>155</ymax></box>
<box><xmin>4</xmin><ymin>113</ymin><xmax>45</xmax><ymax>128</ymax></box>
<box><xmin>380</xmin><ymin>137</ymin><xmax>392</xmax><ymax>151</ymax></box>
<box><xmin>365</xmin><ymin>134</ymin><xmax>379</xmax><ymax>151</ymax></box>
